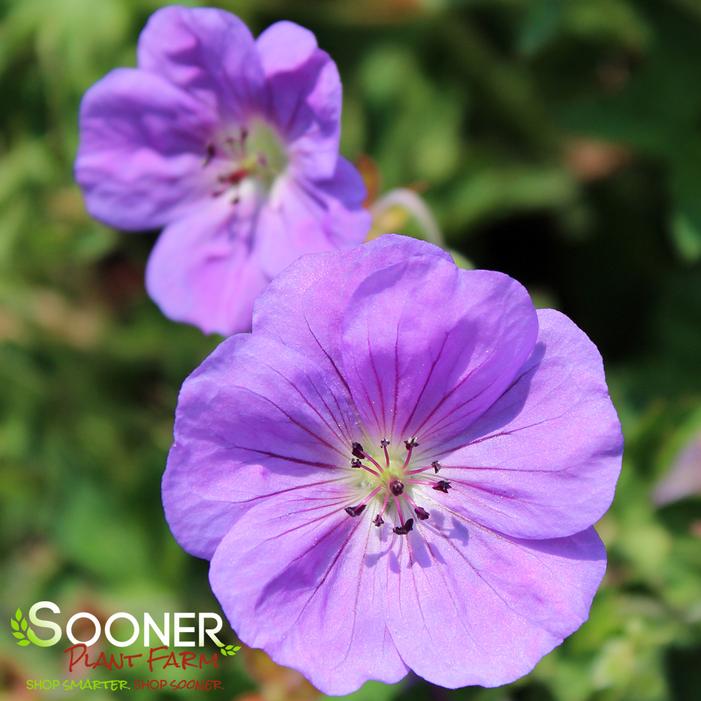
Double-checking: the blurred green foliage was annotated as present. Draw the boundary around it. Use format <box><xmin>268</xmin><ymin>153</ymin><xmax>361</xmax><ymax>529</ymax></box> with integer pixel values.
<box><xmin>1</xmin><ymin>0</ymin><xmax>700</xmax><ymax>700</ymax></box>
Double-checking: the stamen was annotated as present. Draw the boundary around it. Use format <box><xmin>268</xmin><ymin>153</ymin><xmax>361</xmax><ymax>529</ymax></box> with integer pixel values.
<box><xmin>432</xmin><ymin>480</ymin><xmax>452</xmax><ymax>493</ymax></box>
<box><xmin>404</xmin><ymin>436</ymin><xmax>419</xmax><ymax>450</ymax></box>
<box><xmin>401</xmin><ymin>435</ymin><xmax>419</xmax><ymax>470</ymax></box>
<box><xmin>345</xmin><ymin>485</ymin><xmax>383</xmax><ymax>518</ymax></box>
<box><xmin>349</xmin><ymin>458</ymin><xmax>380</xmax><ymax>478</ymax></box>
<box><xmin>203</xmin><ymin>143</ymin><xmax>216</xmax><ymax>167</ymax></box>
<box><xmin>380</xmin><ymin>439</ymin><xmax>390</xmax><ymax>468</ymax></box>
<box><xmin>351</xmin><ymin>442</ymin><xmax>365</xmax><ymax>459</ymax></box>
<box><xmin>363</xmin><ymin>452</ymin><xmax>386</xmax><ymax>474</ymax></box>
<box><xmin>406</xmin><ymin>466</ymin><xmax>430</xmax><ymax>476</ymax></box>
<box><xmin>401</xmin><ymin>490</ymin><xmax>430</xmax><ymax>521</ymax></box>
<box><xmin>406</xmin><ymin>460</ymin><xmax>442</xmax><ymax>477</ymax></box>
<box><xmin>374</xmin><ymin>493</ymin><xmax>390</xmax><ymax>528</ymax></box>
<box><xmin>393</xmin><ymin>518</ymin><xmax>414</xmax><ymax>536</ymax></box>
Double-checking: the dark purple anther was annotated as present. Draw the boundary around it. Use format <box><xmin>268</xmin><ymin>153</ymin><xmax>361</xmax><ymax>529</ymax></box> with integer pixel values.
<box><xmin>351</xmin><ymin>442</ymin><xmax>365</xmax><ymax>459</ymax></box>
<box><xmin>203</xmin><ymin>143</ymin><xmax>216</xmax><ymax>166</ymax></box>
<box><xmin>433</xmin><ymin>480</ymin><xmax>452</xmax><ymax>493</ymax></box>
<box><xmin>373</xmin><ymin>514</ymin><xmax>384</xmax><ymax>527</ymax></box>
<box><xmin>404</xmin><ymin>436</ymin><xmax>419</xmax><ymax>450</ymax></box>
<box><xmin>389</xmin><ymin>479</ymin><xmax>405</xmax><ymax>496</ymax></box>
<box><xmin>345</xmin><ymin>504</ymin><xmax>366</xmax><ymax>517</ymax></box>
<box><xmin>432</xmin><ymin>460</ymin><xmax>441</xmax><ymax>473</ymax></box>
<box><xmin>414</xmin><ymin>507</ymin><xmax>430</xmax><ymax>520</ymax></box>
<box><xmin>393</xmin><ymin>518</ymin><xmax>414</xmax><ymax>535</ymax></box>
<box><xmin>350</xmin><ymin>458</ymin><xmax>362</xmax><ymax>468</ymax></box>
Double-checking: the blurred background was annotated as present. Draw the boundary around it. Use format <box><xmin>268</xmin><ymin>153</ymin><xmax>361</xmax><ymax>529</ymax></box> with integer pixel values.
<box><xmin>1</xmin><ymin>0</ymin><xmax>700</xmax><ymax>699</ymax></box>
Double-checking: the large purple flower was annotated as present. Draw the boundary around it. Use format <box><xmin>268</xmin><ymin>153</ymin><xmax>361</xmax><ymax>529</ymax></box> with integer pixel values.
<box><xmin>75</xmin><ymin>6</ymin><xmax>369</xmax><ymax>334</ymax></box>
<box><xmin>162</xmin><ymin>235</ymin><xmax>623</xmax><ymax>694</ymax></box>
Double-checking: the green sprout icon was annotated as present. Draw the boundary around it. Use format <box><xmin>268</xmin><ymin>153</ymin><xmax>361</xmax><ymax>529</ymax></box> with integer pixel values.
<box><xmin>216</xmin><ymin>642</ymin><xmax>242</xmax><ymax>657</ymax></box>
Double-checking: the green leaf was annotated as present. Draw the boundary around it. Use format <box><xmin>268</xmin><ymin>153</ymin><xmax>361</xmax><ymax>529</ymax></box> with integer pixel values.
<box><xmin>518</xmin><ymin>0</ymin><xmax>565</xmax><ymax>56</ymax></box>
<box><xmin>670</xmin><ymin>207</ymin><xmax>701</xmax><ymax>262</ymax></box>
<box><xmin>17</xmin><ymin>639</ymin><xmax>31</xmax><ymax>647</ymax></box>
<box><xmin>20</xmin><ymin>618</ymin><xmax>27</xmax><ymax>631</ymax></box>
<box><xmin>15</xmin><ymin>609</ymin><xmax>22</xmax><ymax>621</ymax></box>
<box><xmin>12</xmin><ymin>631</ymin><xmax>25</xmax><ymax>639</ymax></box>
<box><xmin>10</xmin><ymin>618</ymin><xmax>19</xmax><ymax>631</ymax></box>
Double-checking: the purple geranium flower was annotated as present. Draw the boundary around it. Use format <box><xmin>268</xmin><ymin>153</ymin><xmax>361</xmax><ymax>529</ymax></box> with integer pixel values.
<box><xmin>162</xmin><ymin>235</ymin><xmax>623</xmax><ymax>694</ymax></box>
<box><xmin>75</xmin><ymin>6</ymin><xmax>369</xmax><ymax>334</ymax></box>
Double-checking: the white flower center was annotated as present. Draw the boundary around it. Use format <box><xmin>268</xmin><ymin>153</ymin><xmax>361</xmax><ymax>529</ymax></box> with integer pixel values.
<box><xmin>204</xmin><ymin>118</ymin><xmax>288</xmax><ymax>202</ymax></box>
<box><xmin>342</xmin><ymin>438</ymin><xmax>451</xmax><ymax>535</ymax></box>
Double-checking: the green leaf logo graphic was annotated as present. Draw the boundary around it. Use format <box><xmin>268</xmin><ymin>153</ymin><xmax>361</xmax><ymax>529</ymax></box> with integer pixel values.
<box><xmin>216</xmin><ymin>642</ymin><xmax>242</xmax><ymax>657</ymax></box>
<box><xmin>10</xmin><ymin>609</ymin><xmax>31</xmax><ymax>647</ymax></box>
<box><xmin>9</xmin><ymin>608</ymin><xmax>52</xmax><ymax>647</ymax></box>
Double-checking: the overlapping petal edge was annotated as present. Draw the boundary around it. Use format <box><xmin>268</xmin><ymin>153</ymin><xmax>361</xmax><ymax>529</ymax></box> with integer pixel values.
<box><xmin>75</xmin><ymin>6</ymin><xmax>369</xmax><ymax>335</ymax></box>
<box><xmin>162</xmin><ymin>235</ymin><xmax>623</xmax><ymax>694</ymax></box>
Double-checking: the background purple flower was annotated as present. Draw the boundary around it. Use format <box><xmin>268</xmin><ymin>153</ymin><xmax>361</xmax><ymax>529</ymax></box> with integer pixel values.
<box><xmin>75</xmin><ymin>6</ymin><xmax>370</xmax><ymax>335</ymax></box>
<box><xmin>162</xmin><ymin>234</ymin><xmax>623</xmax><ymax>694</ymax></box>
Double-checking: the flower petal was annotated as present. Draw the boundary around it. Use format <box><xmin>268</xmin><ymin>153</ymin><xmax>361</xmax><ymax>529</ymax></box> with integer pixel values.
<box><xmin>435</xmin><ymin>309</ymin><xmax>623</xmax><ymax>539</ymax></box>
<box><xmin>75</xmin><ymin>68</ymin><xmax>214</xmax><ymax>230</ymax></box>
<box><xmin>162</xmin><ymin>333</ymin><xmax>359</xmax><ymax>558</ymax></box>
<box><xmin>339</xmin><ymin>257</ymin><xmax>538</xmax><ymax>446</ymax></box>
<box><xmin>256</xmin><ymin>159</ymin><xmax>370</xmax><ymax>276</ymax></box>
<box><xmin>209</xmin><ymin>486</ymin><xmax>409</xmax><ymax>695</ymax></box>
<box><xmin>256</xmin><ymin>21</ymin><xmax>341</xmax><ymax>180</ymax></box>
<box><xmin>161</xmin><ymin>440</ymin><xmax>242</xmax><ymax>561</ymax></box>
<box><xmin>256</xmin><ymin>21</ymin><xmax>319</xmax><ymax>75</ymax></box>
<box><xmin>137</xmin><ymin>6</ymin><xmax>263</xmax><ymax>122</ymax></box>
<box><xmin>145</xmin><ymin>198</ymin><xmax>269</xmax><ymax>335</ymax></box>
<box><xmin>386</xmin><ymin>517</ymin><xmax>606</xmax><ymax>688</ymax></box>
<box><xmin>253</xmin><ymin>234</ymin><xmax>451</xmax><ymax>360</ymax></box>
